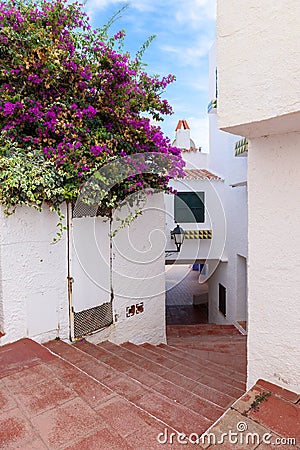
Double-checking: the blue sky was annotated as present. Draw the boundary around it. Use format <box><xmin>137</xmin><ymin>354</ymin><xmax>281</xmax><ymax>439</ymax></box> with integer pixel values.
<box><xmin>84</xmin><ymin>0</ymin><xmax>216</xmax><ymax>151</ymax></box>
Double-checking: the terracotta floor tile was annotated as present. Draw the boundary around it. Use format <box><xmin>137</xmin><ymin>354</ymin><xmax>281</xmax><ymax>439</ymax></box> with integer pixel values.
<box><xmin>0</xmin><ymin>408</ymin><xmax>35</xmax><ymax>450</ymax></box>
<box><xmin>127</xmin><ymin>423</ymin><xmax>200</xmax><ymax>449</ymax></box>
<box><xmin>68</xmin><ymin>372</ymin><xmax>115</xmax><ymax>408</ymax></box>
<box><xmin>0</xmin><ymin>339</ymin><xmax>55</xmax><ymax>379</ymax></box>
<box><xmin>231</xmin><ymin>385</ymin><xmax>265</xmax><ymax>415</ymax></box>
<box><xmin>0</xmin><ymin>380</ymin><xmax>17</xmax><ymax>411</ymax></box>
<box><xmin>125</xmin><ymin>346</ymin><xmax>178</xmax><ymax>370</ymax></box>
<box><xmin>47</xmin><ymin>358</ymin><xmax>84</xmax><ymax>385</ymax></box>
<box><xmin>3</xmin><ymin>363</ymin><xmax>54</xmax><ymax>392</ymax></box>
<box><xmin>201</xmin><ymin>409</ymin><xmax>269</xmax><ymax>450</ymax></box>
<box><xmin>0</xmin><ymin>356</ymin><xmax>40</xmax><ymax>379</ymax></box>
<box><xmin>196</xmin><ymin>372</ymin><xmax>244</xmax><ymax>398</ymax></box>
<box><xmin>248</xmin><ymin>394</ymin><xmax>300</xmax><ymax>442</ymax></box>
<box><xmin>99</xmin><ymin>373</ymin><xmax>147</xmax><ymax>403</ymax></box>
<box><xmin>256</xmin><ymin>435</ymin><xmax>299</xmax><ymax>449</ymax></box>
<box><xmin>98</xmin><ymin>354</ymin><xmax>133</xmax><ymax>373</ymax></box>
<box><xmin>141</xmin><ymin>344</ymin><xmax>186</xmax><ymax>366</ymax></box>
<box><xmin>14</xmin><ymin>376</ymin><xmax>76</xmax><ymax>417</ymax></box>
<box><xmin>21</xmin><ymin>437</ymin><xmax>49</xmax><ymax>449</ymax></box>
<box><xmin>64</xmin><ymin>427</ymin><xmax>133</xmax><ymax>450</ymax></box>
<box><xmin>257</xmin><ymin>379</ymin><xmax>300</xmax><ymax>404</ymax></box>
<box><xmin>182</xmin><ymin>394</ymin><xmax>224</xmax><ymax>422</ymax></box>
<box><xmin>74</xmin><ymin>341</ymin><xmax>111</xmax><ymax>360</ymax></box>
<box><xmin>171</xmin><ymin>362</ymin><xmax>206</xmax><ymax>382</ymax></box>
<box><xmin>153</xmin><ymin>379</ymin><xmax>192</xmax><ymax>404</ymax></box>
<box><xmin>44</xmin><ymin>341</ymin><xmax>95</xmax><ymax>369</ymax></box>
<box><xmin>166</xmin><ymin>304</ymin><xmax>208</xmax><ymax>325</ymax></box>
<box><xmin>31</xmin><ymin>397</ymin><xmax>102</xmax><ymax>449</ymax></box>
<box><xmin>136</xmin><ymin>392</ymin><xmax>212</xmax><ymax>436</ymax></box>
<box><xmin>162</xmin><ymin>370</ymin><xmax>198</xmax><ymax>391</ymax></box>
<box><xmin>126</xmin><ymin>366</ymin><xmax>162</xmax><ymax>388</ymax></box>
<box><xmin>79</xmin><ymin>360</ymin><xmax>114</xmax><ymax>381</ymax></box>
<box><xmin>96</xmin><ymin>396</ymin><xmax>159</xmax><ymax>438</ymax></box>
<box><xmin>191</xmin><ymin>382</ymin><xmax>235</xmax><ymax>409</ymax></box>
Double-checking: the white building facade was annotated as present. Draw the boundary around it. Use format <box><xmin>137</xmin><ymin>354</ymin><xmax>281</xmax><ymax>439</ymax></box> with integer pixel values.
<box><xmin>207</xmin><ymin>43</ymin><xmax>248</xmax><ymax>332</ymax></box>
<box><xmin>165</xmin><ymin>120</ymin><xmax>227</xmax><ymax>273</ymax></box>
<box><xmin>217</xmin><ymin>0</ymin><xmax>300</xmax><ymax>393</ymax></box>
<box><xmin>165</xmin><ymin>66</ymin><xmax>248</xmax><ymax>332</ymax></box>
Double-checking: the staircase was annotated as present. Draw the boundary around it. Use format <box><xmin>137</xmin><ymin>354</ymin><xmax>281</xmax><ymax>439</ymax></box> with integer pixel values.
<box><xmin>44</xmin><ymin>324</ymin><xmax>246</xmax><ymax>446</ymax></box>
<box><xmin>0</xmin><ymin>325</ymin><xmax>247</xmax><ymax>449</ymax></box>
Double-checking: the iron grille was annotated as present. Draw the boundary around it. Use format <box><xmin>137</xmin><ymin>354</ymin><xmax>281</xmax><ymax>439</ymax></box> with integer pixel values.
<box><xmin>72</xmin><ymin>201</ymin><xmax>100</xmax><ymax>218</ymax></box>
<box><xmin>73</xmin><ymin>302</ymin><xmax>113</xmax><ymax>338</ymax></box>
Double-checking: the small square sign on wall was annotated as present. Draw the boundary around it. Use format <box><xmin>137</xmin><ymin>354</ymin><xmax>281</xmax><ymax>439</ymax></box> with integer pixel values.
<box><xmin>126</xmin><ymin>305</ymin><xmax>135</xmax><ymax>318</ymax></box>
<box><xmin>126</xmin><ymin>302</ymin><xmax>144</xmax><ymax>317</ymax></box>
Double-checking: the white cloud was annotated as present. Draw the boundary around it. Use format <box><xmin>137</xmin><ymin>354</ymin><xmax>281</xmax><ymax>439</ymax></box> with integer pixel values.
<box><xmin>185</xmin><ymin>78</ymin><xmax>210</xmax><ymax>92</ymax></box>
<box><xmin>86</xmin><ymin>0</ymin><xmax>160</xmax><ymax>13</ymax></box>
<box><xmin>160</xmin><ymin>35</ymin><xmax>214</xmax><ymax>67</ymax></box>
<box><xmin>86</xmin><ymin>0</ymin><xmax>121</xmax><ymax>11</ymax></box>
<box><xmin>175</xmin><ymin>0</ymin><xmax>216</xmax><ymax>28</ymax></box>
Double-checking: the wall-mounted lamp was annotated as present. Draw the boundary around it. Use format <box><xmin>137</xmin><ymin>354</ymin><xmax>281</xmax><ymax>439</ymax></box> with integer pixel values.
<box><xmin>165</xmin><ymin>224</ymin><xmax>185</xmax><ymax>255</ymax></box>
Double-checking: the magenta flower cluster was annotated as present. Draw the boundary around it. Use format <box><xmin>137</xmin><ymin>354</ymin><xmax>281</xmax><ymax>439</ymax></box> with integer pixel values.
<box><xmin>0</xmin><ymin>0</ymin><xmax>185</xmax><ymax>212</ymax></box>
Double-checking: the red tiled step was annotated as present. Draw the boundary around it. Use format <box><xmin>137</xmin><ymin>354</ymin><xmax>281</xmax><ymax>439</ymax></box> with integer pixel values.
<box><xmin>166</xmin><ymin>341</ymin><xmax>246</xmax><ymax>356</ymax></box>
<box><xmin>256</xmin><ymin>379</ymin><xmax>300</xmax><ymax>404</ymax></box>
<box><xmin>166</xmin><ymin>324</ymin><xmax>242</xmax><ymax>337</ymax></box>
<box><xmin>76</xmin><ymin>340</ymin><xmax>224</xmax><ymax>423</ymax></box>
<box><xmin>166</xmin><ymin>335</ymin><xmax>246</xmax><ymax>348</ymax></box>
<box><xmin>44</xmin><ymin>340</ymin><xmax>213</xmax><ymax>435</ymax></box>
<box><xmin>171</xmin><ymin>346</ymin><xmax>247</xmax><ymax>374</ymax></box>
<box><xmin>166</xmin><ymin>332</ymin><xmax>246</xmax><ymax>341</ymax></box>
<box><xmin>122</xmin><ymin>341</ymin><xmax>245</xmax><ymax>393</ymax></box>
<box><xmin>167</xmin><ymin>336</ymin><xmax>246</xmax><ymax>347</ymax></box>
<box><xmin>160</xmin><ymin>344</ymin><xmax>246</xmax><ymax>378</ymax></box>
<box><xmin>142</xmin><ymin>342</ymin><xmax>246</xmax><ymax>384</ymax></box>
<box><xmin>0</xmin><ymin>338</ymin><xmax>56</xmax><ymax>379</ymax></box>
<box><xmin>121</xmin><ymin>341</ymin><xmax>245</xmax><ymax>399</ymax></box>
<box><xmin>170</xmin><ymin>342</ymin><xmax>247</xmax><ymax>354</ymax></box>
<box><xmin>1</xmin><ymin>339</ymin><xmax>182</xmax><ymax>449</ymax></box>
<box><xmin>213</xmin><ymin>379</ymin><xmax>300</xmax><ymax>449</ymax></box>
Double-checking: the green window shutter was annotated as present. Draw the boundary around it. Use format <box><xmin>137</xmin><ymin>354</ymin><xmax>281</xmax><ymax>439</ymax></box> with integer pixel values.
<box><xmin>174</xmin><ymin>192</ymin><xmax>205</xmax><ymax>223</ymax></box>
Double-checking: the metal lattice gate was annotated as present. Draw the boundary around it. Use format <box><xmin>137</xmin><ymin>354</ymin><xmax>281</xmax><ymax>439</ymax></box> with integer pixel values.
<box><xmin>73</xmin><ymin>303</ymin><xmax>113</xmax><ymax>338</ymax></box>
<box><xmin>68</xmin><ymin>204</ymin><xmax>113</xmax><ymax>340</ymax></box>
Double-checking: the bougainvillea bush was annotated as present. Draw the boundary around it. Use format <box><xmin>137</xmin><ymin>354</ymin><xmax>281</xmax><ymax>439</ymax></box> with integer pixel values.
<box><xmin>0</xmin><ymin>0</ymin><xmax>185</xmax><ymax>223</ymax></box>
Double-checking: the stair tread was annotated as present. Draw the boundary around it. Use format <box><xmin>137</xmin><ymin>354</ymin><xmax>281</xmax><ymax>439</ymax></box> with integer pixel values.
<box><xmin>44</xmin><ymin>323</ymin><xmax>247</xmax><ymax>434</ymax></box>
<box><xmin>122</xmin><ymin>342</ymin><xmax>246</xmax><ymax>390</ymax></box>
<box><xmin>142</xmin><ymin>343</ymin><xmax>246</xmax><ymax>382</ymax></box>
<box><xmin>45</xmin><ymin>340</ymin><xmax>219</xmax><ymax>426</ymax></box>
<box><xmin>166</xmin><ymin>324</ymin><xmax>242</xmax><ymax>337</ymax></box>
<box><xmin>78</xmin><ymin>340</ymin><xmax>227</xmax><ymax>420</ymax></box>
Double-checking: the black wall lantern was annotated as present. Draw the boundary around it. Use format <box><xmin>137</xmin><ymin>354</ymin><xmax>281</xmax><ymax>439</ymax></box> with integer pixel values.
<box><xmin>166</xmin><ymin>224</ymin><xmax>185</xmax><ymax>254</ymax></box>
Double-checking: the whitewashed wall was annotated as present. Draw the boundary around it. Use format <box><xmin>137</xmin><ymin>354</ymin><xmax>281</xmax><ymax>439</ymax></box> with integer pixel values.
<box><xmin>182</xmin><ymin>151</ymin><xmax>208</xmax><ymax>169</ymax></box>
<box><xmin>0</xmin><ymin>193</ymin><xmax>167</xmax><ymax>347</ymax></box>
<box><xmin>165</xmin><ymin>177</ymin><xmax>226</xmax><ymax>264</ymax></box>
<box><xmin>0</xmin><ymin>204</ymin><xmax>69</xmax><ymax>345</ymax></box>
<box><xmin>247</xmin><ymin>133</ymin><xmax>300</xmax><ymax>393</ymax></box>
<box><xmin>217</xmin><ymin>1</ymin><xmax>300</xmax><ymax>392</ymax></box>
<box><xmin>217</xmin><ymin>0</ymin><xmax>300</xmax><ymax>137</ymax></box>
<box><xmin>87</xmin><ymin>193</ymin><xmax>166</xmax><ymax>345</ymax></box>
<box><xmin>207</xmin><ymin>44</ymin><xmax>248</xmax><ymax>329</ymax></box>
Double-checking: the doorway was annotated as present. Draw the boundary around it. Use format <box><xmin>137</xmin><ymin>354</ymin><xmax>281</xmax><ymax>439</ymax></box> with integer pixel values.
<box><xmin>165</xmin><ymin>264</ymin><xmax>208</xmax><ymax>325</ymax></box>
<box><xmin>68</xmin><ymin>204</ymin><xmax>113</xmax><ymax>340</ymax></box>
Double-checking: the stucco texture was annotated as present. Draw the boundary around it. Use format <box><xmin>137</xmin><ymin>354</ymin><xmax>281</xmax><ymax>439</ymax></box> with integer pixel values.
<box><xmin>217</xmin><ymin>0</ymin><xmax>300</xmax><ymax>137</ymax></box>
<box><xmin>248</xmin><ymin>132</ymin><xmax>300</xmax><ymax>393</ymax></box>
<box><xmin>0</xmin><ymin>205</ymin><xmax>69</xmax><ymax>345</ymax></box>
